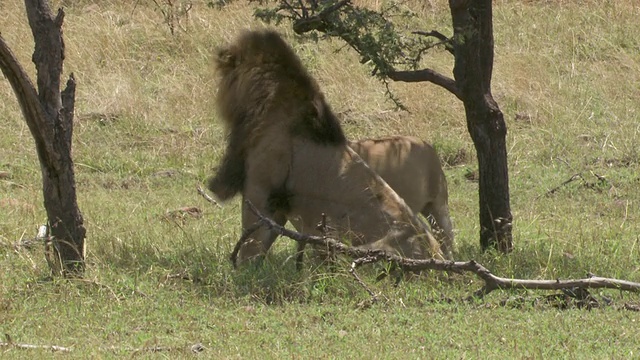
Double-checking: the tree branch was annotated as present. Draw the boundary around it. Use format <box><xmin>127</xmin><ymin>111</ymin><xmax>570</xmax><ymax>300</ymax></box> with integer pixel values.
<box><xmin>0</xmin><ymin>35</ymin><xmax>57</xmax><ymax>171</ymax></box>
<box><xmin>287</xmin><ymin>1</ymin><xmax>463</xmax><ymax>102</ymax></box>
<box><xmin>25</xmin><ymin>2</ymin><xmax>65</xmax><ymax>119</ymax></box>
<box><xmin>292</xmin><ymin>0</ymin><xmax>350</xmax><ymax>34</ymax></box>
<box><xmin>236</xmin><ymin>200</ymin><xmax>640</xmax><ymax>300</ymax></box>
<box><xmin>387</xmin><ymin>69</ymin><xmax>461</xmax><ymax>100</ymax></box>
<box><xmin>412</xmin><ymin>30</ymin><xmax>455</xmax><ymax>55</ymax></box>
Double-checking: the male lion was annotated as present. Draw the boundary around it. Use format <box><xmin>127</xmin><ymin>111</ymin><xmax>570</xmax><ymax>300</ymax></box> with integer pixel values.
<box><xmin>208</xmin><ymin>29</ymin><xmax>444</xmax><ymax>264</ymax></box>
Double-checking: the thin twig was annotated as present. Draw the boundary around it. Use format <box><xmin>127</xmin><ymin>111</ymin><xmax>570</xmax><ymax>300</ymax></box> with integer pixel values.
<box><xmin>100</xmin><ymin>343</ymin><xmax>205</xmax><ymax>354</ymax></box>
<box><xmin>196</xmin><ymin>185</ymin><xmax>221</xmax><ymax>207</ymax></box>
<box><xmin>411</xmin><ymin>30</ymin><xmax>455</xmax><ymax>55</ymax></box>
<box><xmin>349</xmin><ymin>262</ymin><xmax>378</xmax><ymax>302</ymax></box>
<box><xmin>541</xmin><ymin>173</ymin><xmax>583</xmax><ymax>197</ymax></box>
<box><xmin>229</xmin><ymin>221</ymin><xmax>264</xmax><ymax>268</ymax></box>
<box><xmin>280</xmin><ymin>0</ymin><xmax>302</xmax><ymax>19</ymax></box>
<box><xmin>1</xmin><ymin>334</ymin><xmax>71</xmax><ymax>352</ymax></box>
<box><xmin>292</xmin><ymin>0</ymin><xmax>351</xmax><ymax>34</ymax></box>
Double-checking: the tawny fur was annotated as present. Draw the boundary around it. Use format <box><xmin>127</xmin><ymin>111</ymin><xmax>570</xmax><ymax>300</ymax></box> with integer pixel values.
<box><xmin>208</xmin><ymin>29</ymin><xmax>444</xmax><ymax>264</ymax></box>
<box><xmin>291</xmin><ymin>136</ymin><xmax>454</xmax><ymax>264</ymax></box>
<box><xmin>207</xmin><ymin>30</ymin><xmax>344</xmax><ymax>200</ymax></box>
<box><xmin>284</xmin><ymin>136</ymin><xmax>454</xmax><ymax>268</ymax></box>
<box><xmin>348</xmin><ymin>136</ymin><xmax>454</xmax><ymax>259</ymax></box>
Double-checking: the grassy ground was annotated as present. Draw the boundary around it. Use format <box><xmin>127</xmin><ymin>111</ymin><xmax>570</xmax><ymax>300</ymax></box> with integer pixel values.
<box><xmin>1</xmin><ymin>0</ymin><xmax>639</xmax><ymax>358</ymax></box>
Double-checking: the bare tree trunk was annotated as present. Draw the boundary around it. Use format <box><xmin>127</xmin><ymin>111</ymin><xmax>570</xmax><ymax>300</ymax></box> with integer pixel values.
<box><xmin>0</xmin><ymin>0</ymin><xmax>85</xmax><ymax>276</ymax></box>
<box><xmin>449</xmin><ymin>0</ymin><xmax>513</xmax><ymax>252</ymax></box>
<box><xmin>281</xmin><ymin>0</ymin><xmax>514</xmax><ymax>253</ymax></box>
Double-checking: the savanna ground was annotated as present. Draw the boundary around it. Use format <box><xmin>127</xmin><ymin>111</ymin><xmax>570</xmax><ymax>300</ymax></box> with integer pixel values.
<box><xmin>1</xmin><ymin>0</ymin><xmax>639</xmax><ymax>358</ymax></box>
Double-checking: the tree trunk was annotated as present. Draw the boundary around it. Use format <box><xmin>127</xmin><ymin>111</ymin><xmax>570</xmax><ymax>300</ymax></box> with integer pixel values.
<box><xmin>449</xmin><ymin>0</ymin><xmax>513</xmax><ymax>252</ymax></box>
<box><xmin>0</xmin><ymin>0</ymin><xmax>85</xmax><ymax>276</ymax></box>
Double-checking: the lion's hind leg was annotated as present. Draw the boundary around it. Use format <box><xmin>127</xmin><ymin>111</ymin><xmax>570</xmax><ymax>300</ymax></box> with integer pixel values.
<box><xmin>236</xmin><ymin>198</ymin><xmax>287</xmax><ymax>265</ymax></box>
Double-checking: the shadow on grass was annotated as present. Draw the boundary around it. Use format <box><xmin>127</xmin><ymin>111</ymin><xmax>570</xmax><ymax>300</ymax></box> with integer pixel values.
<box><xmin>88</xmin><ymin>230</ymin><xmax>639</xmax><ymax>307</ymax></box>
<box><xmin>92</xmin><ymin>236</ymin><xmax>377</xmax><ymax>305</ymax></box>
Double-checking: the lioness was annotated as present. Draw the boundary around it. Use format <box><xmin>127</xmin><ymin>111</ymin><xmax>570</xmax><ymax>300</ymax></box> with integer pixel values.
<box><xmin>280</xmin><ymin>136</ymin><xmax>455</xmax><ymax>265</ymax></box>
<box><xmin>349</xmin><ymin>136</ymin><xmax>454</xmax><ymax>258</ymax></box>
<box><xmin>208</xmin><ymin>29</ymin><xmax>444</xmax><ymax>265</ymax></box>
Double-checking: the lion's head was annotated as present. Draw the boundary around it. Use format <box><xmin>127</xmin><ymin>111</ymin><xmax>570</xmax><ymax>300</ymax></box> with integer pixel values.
<box><xmin>208</xmin><ymin>29</ymin><xmax>346</xmax><ymax>201</ymax></box>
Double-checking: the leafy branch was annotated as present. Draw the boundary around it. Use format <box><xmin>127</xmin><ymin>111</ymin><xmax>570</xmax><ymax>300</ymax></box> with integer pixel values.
<box><xmin>252</xmin><ymin>0</ymin><xmax>461</xmax><ymax>102</ymax></box>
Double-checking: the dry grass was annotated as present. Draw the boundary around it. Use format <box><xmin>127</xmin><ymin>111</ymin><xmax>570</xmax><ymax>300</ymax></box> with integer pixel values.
<box><xmin>1</xmin><ymin>0</ymin><xmax>640</xmax><ymax>357</ymax></box>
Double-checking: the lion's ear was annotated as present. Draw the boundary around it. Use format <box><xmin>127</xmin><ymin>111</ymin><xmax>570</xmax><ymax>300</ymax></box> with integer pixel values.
<box><xmin>304</xmin><ymin>94</ymin><xmax>346</xmax><ymax>145</ymax></box>
<box><xmin>215</xmin><ymin>47</ymin><xmax>237</xmax><ymax>69</ymax></box>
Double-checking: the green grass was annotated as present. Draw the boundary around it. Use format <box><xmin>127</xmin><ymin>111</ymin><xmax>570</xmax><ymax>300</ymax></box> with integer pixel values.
<box><xmin>1</xmin><ymin>0</ymin><xmax>640</xmax><ymax>357</ymax></box>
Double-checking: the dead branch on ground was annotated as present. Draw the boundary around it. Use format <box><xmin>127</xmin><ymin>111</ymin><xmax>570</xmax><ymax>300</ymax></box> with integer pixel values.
<box><xmin>541</xmin><ymin>172</ymin><xmax>611</xmax><ymax>198</ymax></box>
<box><xmin>105</xmin><ymin>344</ymin><xmax>172</xmax><ymax>354</ymax></box>
<box><xmin>0</xmin><ymin>335</ymin><xmax>204</xmax><ymax>354</ymax></box>
<box><xmin>234</xmin><ymin>200</ymin><xmax>640</xmax><ymax>301</ymax></box>
<box><xmin>101</xmin><ymin>342</ymin><xmax>205</xmax><ymax>354</ymax></box>
<box><xmin>1</xmin><ymin>334</ymin><xmax>71</xmax><ymax>352</ymax></box>
<box><xmin>197</xmin><ymin>184</ymin><xmax>222</xmax><ymax>207</ymax></box>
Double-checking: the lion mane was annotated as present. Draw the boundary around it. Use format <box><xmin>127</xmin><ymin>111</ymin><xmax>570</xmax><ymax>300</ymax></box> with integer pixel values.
<box><xmin>208</xmin><ymin>29</ymin><xmax>444</xmax><ymax>264</ymax></box>
<box><xmin>207</xmin><ymin>29</ymin><xmax>346</xmax><ymax>201</ymax></box>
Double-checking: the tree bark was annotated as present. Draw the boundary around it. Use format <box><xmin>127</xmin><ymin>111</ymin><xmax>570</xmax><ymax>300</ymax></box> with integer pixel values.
<box><xmin>449</xmin><ymin>0</ymin><xmax>513</xmax><ymax>252</ymax></box>
<box><xmin>289</xmin><ymin>0</ymin><xmax>514</xmax><ymax>253</ymax></box>
<box><xmin>0</xmin><ymin>0</ymin><xmax>85</xmax><ymax>276</ymax></box>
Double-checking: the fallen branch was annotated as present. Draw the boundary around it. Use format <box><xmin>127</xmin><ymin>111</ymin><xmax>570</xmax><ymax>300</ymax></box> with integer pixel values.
<box><xmin>541</xmin><ymin>172</ymin><xmax>610</xmax><ymax>198</ymax></box>
<box><xmin>623</xmin><ymin>303</ymin><xmax>640</xmax><ymax>312</ymax></box>
<box><xmin>1</xmin><ymin>334</ymin><xmax>71</xmax><ymax>352</ymax></box>
<box><xmin>351</xmin><ymin>254</ymin><xmax>640</xmax><ymax>299</ymax></box>
<box><xmin>100</xmin><ymin>342</ymin><xmax>205</xmax><ymax>354</ymax></box>
<box><xmin>230</xmin><ymin>201</ymin><xmax>383</xmax><ymax>267</ymax></box>
<box><xmin>236</xmin><ymin>200</ymin><xmax>640</xmax><ymax>300</ymax></box>
<box><xmin>349</xmin><ymin>264</ymin><xmax>379</xmax><ymax>303</ymax></box>
<box><xmin>541</xmin><ymin>173</ymin><xmax>583</xmax><ymax>197</ymax></box>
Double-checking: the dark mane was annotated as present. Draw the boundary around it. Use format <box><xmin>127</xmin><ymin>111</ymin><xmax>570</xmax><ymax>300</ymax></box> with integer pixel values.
<box><xmin>207</xmin><ymin>29</ymin><xmax>346</xmax><ymax>201</ymax></box>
